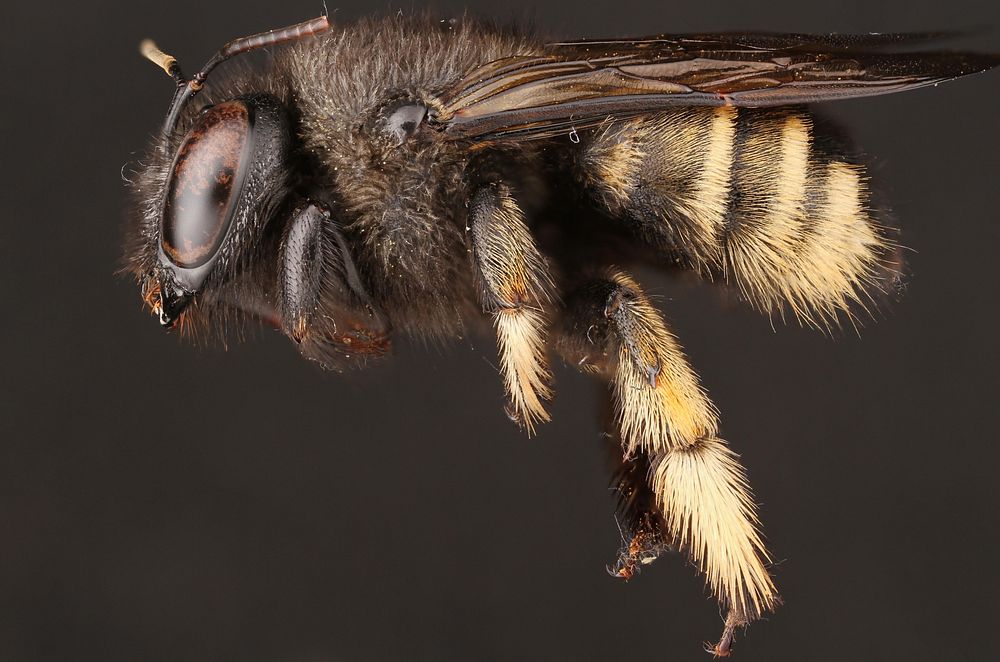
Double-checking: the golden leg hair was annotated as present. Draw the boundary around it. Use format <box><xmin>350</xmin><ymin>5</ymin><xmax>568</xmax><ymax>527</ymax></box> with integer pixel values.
<box><xmin>559</xmin><ymin>270</ymin><xmax>718</xmax><ymax>456</ymax></box>
<box><xmin>558</xmin><ymin>269</ymin><xmax>777</xmax><ymax>654</ymax></box>
<box><xmin>467</xmin><ymin>182</ymin><xmax>556</xmax><ymax>434</ymax></box>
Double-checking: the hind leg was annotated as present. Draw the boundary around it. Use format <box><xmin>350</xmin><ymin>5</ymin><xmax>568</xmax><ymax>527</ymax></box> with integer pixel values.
<box><xmin>557</xmin><ymin>269</ymin><xmax>778</xmax><ymax>655</ymax></box>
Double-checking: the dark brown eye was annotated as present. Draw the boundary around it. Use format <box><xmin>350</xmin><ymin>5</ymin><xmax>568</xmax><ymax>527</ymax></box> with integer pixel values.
<box><xmin>161</xmin><ymin>101</ymin><xmax>251</xmax><ymax>268</ymax></box>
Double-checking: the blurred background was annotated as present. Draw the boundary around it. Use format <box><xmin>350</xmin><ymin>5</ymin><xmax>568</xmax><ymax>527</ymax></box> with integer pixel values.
<box><xmin>2</xmin><ymin>1</ymin><xmax>998</xmax><ymax>660</ymax></box>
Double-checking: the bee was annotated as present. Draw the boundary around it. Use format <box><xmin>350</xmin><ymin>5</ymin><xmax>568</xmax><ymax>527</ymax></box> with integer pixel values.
<box><xmin>124</xmin><ymin>12</ymin><xmax>998</xmax><ymax>656</ymax></box>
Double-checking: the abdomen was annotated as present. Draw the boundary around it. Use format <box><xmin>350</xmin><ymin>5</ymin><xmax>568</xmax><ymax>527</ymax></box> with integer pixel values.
<box><xmin>578</xmin><ymin>106</ymin><xmax>902</xmax><ymax>326</ymax></box>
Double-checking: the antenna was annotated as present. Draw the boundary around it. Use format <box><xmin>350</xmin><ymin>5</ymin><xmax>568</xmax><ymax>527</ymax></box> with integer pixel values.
<box><xmin>140</xmin><ymin>15</ymin><xmax>332</xmax><ymax>137</ymax></box>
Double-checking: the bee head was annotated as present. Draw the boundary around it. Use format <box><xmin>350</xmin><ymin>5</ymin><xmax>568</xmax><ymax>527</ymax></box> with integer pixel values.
<box><xmin>130</xmin><ymin>16</ymin><xmax>331</xmax><ymax>328</ymax></box>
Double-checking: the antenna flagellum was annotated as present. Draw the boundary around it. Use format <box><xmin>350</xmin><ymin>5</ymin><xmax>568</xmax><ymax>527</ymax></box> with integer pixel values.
<box><xmin>139</xmin><ymin>15</ymin><xmax>332</xmax><ymax>138</ymax></box>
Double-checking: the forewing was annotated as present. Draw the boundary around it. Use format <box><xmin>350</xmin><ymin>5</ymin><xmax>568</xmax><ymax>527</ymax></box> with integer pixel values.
<box><xmin>433</xmin><ymin>32</ymin><xmax>999</xmax><ymax>141</ymax></box>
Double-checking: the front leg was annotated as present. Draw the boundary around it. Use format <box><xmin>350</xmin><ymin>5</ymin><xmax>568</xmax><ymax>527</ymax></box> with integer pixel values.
<box><xmin>277</xmin><ymin>201</ymin><xmax>389</xmax><ymax>370</ymax></box>
<box><xmin>466</xmin><ymin>183</ymin><xmax>556</xmax><ymax>434</ymax></box>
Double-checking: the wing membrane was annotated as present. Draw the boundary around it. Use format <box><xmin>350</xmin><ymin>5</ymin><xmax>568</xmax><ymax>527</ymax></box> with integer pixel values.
<box><xmin>433</xmin><ymin>32</ymin><xmax>999</xmax><ymax>141</ymax></box>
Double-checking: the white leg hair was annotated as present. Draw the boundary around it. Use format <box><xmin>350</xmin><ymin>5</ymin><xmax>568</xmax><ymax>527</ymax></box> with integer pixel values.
<box><xmin>468</xmin><ymin>182</ymin><xmax>555</xmax><ymax>434</ymax></box>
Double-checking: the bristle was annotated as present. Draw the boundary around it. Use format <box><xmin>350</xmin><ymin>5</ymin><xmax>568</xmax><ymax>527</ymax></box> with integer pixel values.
<box><xmin>579</xmin><ymin>107</ymin><xmax>900</xmax><ymax>328</ymax></box>
<box><xmin>469</xmin><ymin>184</ymin><xmax>555</xmax><ymax>433</ymax></box>
<box><xmin>686</xmin><ymin>106</ymin><xmax>737</xmax><ymax>254</ymax></box>
<box><xmin>581</xmin><ymin>108</ymin><xmax>736</xmax><ymax>266</ymax></box>
<box><xmin>582</xmin><ymin>119</ymin><xmax>645</xmax><ymax>210</ymax></box>
<box><xmin>724</xmin><ymin>112</ymin><xmax>811</xmax><ymax>315</ymax></box>
<box><xmin>719</xmin><ymin>111</ymin><xmax>897</xmax><ymax>328</ymax></box>
<box><xmin>607</xmin><ymin>271</ymin><xmax>718</xmax><ymax>456</ymax></box>
<box><xmin>495</xmin><ymin>308</ymin><xmax>552</xmax><ymax>433</ymax></box>
<box><xmin>784</xmin><ymin>161</ymin><xmax>885</xmax><ymax>326</ymax></box>
<box><xmin>652</xmin><ymin>438</ymin><xmax>778</xmax><ymax>621</ymax></box>
<box><xmin>641</xmin><ymin>107</ymin><xmax>735</xmax><ymax>266</ymax></box>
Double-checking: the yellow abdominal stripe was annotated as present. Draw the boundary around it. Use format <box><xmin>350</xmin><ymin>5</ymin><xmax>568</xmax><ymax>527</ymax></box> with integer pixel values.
<box><xmin>588</xmin><ymin>107</ymin><xmax>891</xmax><ymax>326</ymax></box>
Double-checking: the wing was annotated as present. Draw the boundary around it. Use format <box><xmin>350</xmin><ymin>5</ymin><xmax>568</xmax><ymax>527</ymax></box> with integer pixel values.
<box><xmin>432</xmin><ymin>32</ymin><xmax>1000</xmax><ymax>141</ymax></box>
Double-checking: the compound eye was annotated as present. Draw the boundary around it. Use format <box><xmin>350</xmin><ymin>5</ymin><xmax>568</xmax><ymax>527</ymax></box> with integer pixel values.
<box><xmin>384</xmin><ymin>103</ymin><xmax>427</xmax><ymax>144</ymax></box>
<box><xmin>161</xmin><ymin>100</ymin><xmax>251</xmax><ymax>268</ymax></box>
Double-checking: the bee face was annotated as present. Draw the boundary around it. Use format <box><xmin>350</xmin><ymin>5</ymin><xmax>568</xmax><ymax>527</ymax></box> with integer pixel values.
<box><xmin>142</xmin><ymin>95</ymin><xmax>292</xmax><ymax>327</ymax></box>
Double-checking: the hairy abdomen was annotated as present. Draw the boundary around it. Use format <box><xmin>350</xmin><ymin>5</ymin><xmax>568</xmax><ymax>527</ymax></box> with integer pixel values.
<box><xmin>580</xmin><ymin>107</ymin><xmax>901</xmax><ymax>326</ymax></box>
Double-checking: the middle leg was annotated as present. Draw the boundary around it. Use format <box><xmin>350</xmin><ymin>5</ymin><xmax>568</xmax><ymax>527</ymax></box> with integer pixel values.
<box><xmin>466</xmin><ymin>181</ymin><xmax>557</xmax><ymax>434</ymax></box>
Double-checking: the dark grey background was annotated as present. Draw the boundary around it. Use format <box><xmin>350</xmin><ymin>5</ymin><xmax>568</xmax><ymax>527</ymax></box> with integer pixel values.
<box><xmin>3</xmin><ymin>1</ymin><xmax>998</xmax><ymax>660</ymax></box>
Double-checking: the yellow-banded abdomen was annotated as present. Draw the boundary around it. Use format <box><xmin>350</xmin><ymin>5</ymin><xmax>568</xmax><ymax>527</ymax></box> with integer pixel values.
<box><xmin>580</xmin><ymin>106</ymin><xmax>899</xmax><ymax>326</ymax></box>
